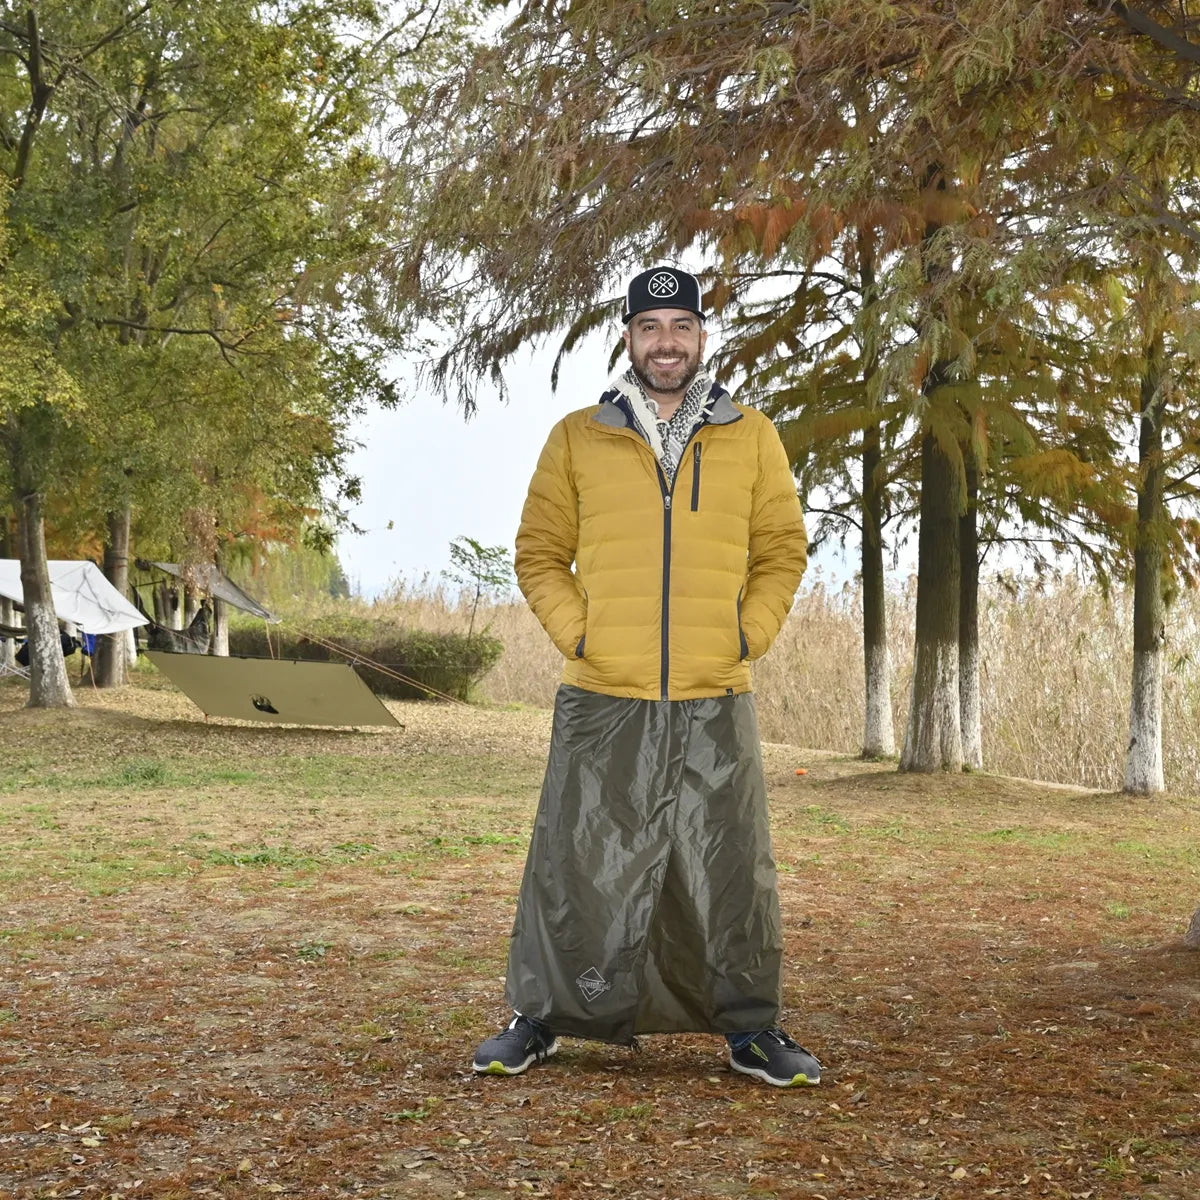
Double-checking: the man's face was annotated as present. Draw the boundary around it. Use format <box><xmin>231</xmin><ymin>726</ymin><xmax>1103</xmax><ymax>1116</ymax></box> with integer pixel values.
<box><xmin>623</xmin><ymin>308</ymin><xmax>707</xmax><ymax>397</ymax></box>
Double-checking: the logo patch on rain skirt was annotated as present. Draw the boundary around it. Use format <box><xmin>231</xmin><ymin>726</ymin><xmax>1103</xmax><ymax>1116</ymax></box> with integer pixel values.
<box><xmin>575</xmin><ymin>966</ymin><xmax>612</xmax><ymax>1002</ymax></box>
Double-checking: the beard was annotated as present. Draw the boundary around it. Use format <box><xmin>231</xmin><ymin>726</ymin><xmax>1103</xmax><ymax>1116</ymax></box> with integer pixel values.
<box><xmin>630</xmin><ymin>343</ymin><xmax>703</xmax><ymax>396</ymax></box>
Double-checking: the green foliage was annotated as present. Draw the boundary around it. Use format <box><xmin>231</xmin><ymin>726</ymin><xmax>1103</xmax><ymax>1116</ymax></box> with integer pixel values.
<box><xmin>229</xmin><ymin>539</ymin><xmax>353</xmax><ymax>612</ymax></box>
<box><xmin>446</xmin><ymin>536</ymin><xmax>515</xmax><ymax>594</ymax></box>
<box><xmin>227</xmin><ymin>616</ymin><xmax>502</xmax><ymax>701</ymax></box>
<box><xmin>443</xmin><ymin>536</ymin><xmax>515</xmax><ymax>637</ymax></box>
<box><xmin>0</xmin><ymin>0</ymin><xmax>474</xmax><ymax>599</ymax></box>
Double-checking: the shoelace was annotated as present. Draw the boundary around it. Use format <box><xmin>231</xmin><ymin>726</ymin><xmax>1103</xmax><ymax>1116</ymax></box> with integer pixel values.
<box><xmin>763</xmin><ymin>1029</ymin><xmax>822</xmax><ymax>1066</ymax></box>
<box><xmin>503</xmin><ymin>1016</ymin><xmax>554</xmax><ymax>1061</ymax></box>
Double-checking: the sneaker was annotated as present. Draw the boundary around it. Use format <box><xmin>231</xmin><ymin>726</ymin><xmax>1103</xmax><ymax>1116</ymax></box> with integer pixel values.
<box><xmin>472</xmin><ymin>1014</ymin><xmax>559</xmax><ymax>1076</ymax></box>
<box><xmin>729</xmin><ymin>1029</ymin><xmax>821</xmax><ymax>1087</ymax></box>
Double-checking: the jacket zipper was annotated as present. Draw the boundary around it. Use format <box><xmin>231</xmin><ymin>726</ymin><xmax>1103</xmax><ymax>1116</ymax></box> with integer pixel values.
<box><xmin>657</xmin><ymin>430</ymin><xmax>706</xmax><ymax>700</ymax></box>
<box><xmin>658</xmin><ymin>464</ymin><xmax>672</xmax><ymax>701</ymax></box>
<box><xmin>691</xmin><ymin>443</ymin><xmax>702</xmax><ymax>511</ymax></box>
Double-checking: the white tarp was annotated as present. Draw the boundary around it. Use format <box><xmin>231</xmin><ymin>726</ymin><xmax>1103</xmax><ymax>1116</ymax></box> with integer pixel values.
<box><xmin>0</xmin><ymin>560</ymin><xmax>148</xmax><ymax>635</ymax></box>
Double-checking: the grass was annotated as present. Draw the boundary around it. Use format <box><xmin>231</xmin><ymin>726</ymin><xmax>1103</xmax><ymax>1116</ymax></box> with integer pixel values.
<box><xmin>1</xmin><ymin>679</ymin><xmax>1199</xmax><ymax>1198</ymax></box>
<box><xmin>0</xmin><ymin>756</ymin><xmax>260</xmax><ymax>792</ymax></box>
<box><xmin>0</xmin><ymin>718</ymin><xmax>545</xmax><ymax>891</ymax></box>
<box><xmin>0</xmin><ymin>750</ymin><xmax>536</xmax><ymax>799</ymax></box>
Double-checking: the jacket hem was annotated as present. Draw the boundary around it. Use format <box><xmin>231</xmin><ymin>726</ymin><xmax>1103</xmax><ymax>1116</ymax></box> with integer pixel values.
<box><xmin>559</xmin><ymin>677</ymin><xmax>755</xmax><ymax>700</ymax></box>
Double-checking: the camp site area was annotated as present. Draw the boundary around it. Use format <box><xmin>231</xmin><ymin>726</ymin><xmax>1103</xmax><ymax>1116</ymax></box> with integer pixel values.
<box><xmin>0</xmin><ymin>679</ymin><xmax>1198</xmax><ymax>1200</ymax></box>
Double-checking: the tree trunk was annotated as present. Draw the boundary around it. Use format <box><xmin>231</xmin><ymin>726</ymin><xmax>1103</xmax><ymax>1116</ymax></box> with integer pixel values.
<box><xmin>154</xmin><ymin>579</ymin><xmax>182</xmax><ymax>629</ymax></box>
<box><xmin>857</xmin><ymin>235</ymin><xmax>894</xmax><ymax>759</ymax></box>
<box><xmin>959</xmin><ymin>458</ymin><xmax>982</xmax><ymax>770</ymax></box>
<box><xmin>900</xmin><ymin>431</ymin><xmax>962</xmax><ymax>772</ymax></box>
<box><xmin>16</xmin><ymin>487</ymin><xmax>75</xmax><ymax>708</ymax></box>
<box><xmin>95</xmin><ymin>503</ymin><xmax>132</xmax><ymax>687</ymax></box>
<box><xmin>1125</xmin><ymin>336</ymin><xmax>1166</xmax><ymax>795</ymax></box>
<box><xmin>861</xmin><ymin>420</ymin><xmax>895</xmax><ymax>757</ymax></box>
<box><xmin>0</xmin><ymin>598</ymin><xmax>16</xmax><ymax>670</ymax></box>
<box><xmin>210</xmin><ymin>545</ymin><xmax>229</xmax><ymax>656</ymax></box>
<box><xmin>183</xmin><ymin>584</ymin><xmax>200</xmax><ymax>627</ymax></box>
<box><xmin>210</xmin><ymin>596</ymin><xmax>229</xmax><ymax>655</ymax></box>
<box><xmin>901</xmin><ymin>167</ymin><xmax>963</xmax><ymax>773</ymax></box>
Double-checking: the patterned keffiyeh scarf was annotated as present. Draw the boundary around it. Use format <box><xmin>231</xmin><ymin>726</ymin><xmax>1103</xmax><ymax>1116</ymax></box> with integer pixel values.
<box><xmin>608</xmin><ymin>368</ymin><xmax>718</xmax><ymax>481</ymax></box>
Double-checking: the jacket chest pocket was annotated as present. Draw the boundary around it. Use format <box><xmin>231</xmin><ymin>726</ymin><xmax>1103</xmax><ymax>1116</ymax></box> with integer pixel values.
<box><xmin>683</xmin><ymin>441</ymin><xmax>753</xmax><ymax>523</ymax></box>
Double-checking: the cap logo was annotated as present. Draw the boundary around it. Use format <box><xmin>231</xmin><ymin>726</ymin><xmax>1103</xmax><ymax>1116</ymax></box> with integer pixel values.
<box><xmin>647</xmin><ymin>271</ymin><xmax>679</xmax><ymax>299</ymax></box>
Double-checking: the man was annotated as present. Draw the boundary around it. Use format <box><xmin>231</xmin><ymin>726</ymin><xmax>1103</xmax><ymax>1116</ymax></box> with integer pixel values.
<box><xmin>472</xmin><ymin>266</ymin><xmax>820</xmax><ymax>1088</ymax></box>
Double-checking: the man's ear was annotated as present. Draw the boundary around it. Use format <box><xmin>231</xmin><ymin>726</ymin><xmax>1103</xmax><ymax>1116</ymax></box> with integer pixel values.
<box><xmin>622</xmin><ymin>327</ymin><xmax>632</xmax><ymax>354</ymax></box>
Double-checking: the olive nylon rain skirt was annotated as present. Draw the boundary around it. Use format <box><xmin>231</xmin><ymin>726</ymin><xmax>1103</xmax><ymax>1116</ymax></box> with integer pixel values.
<box><xmin>505</xmin><ymin>684</ymin><xmax>783</xmax><ymax>1045</ymax></box>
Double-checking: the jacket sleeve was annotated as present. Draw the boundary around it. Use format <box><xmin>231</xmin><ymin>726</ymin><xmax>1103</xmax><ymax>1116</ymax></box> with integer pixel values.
<box><xmin>514</xmin><ymin>418</ymin><xmax>588</xmax><ymax>658</ymax></box>
<box><xmin>740</xmin><ymin>413</ymin><xmax>807</xmax><ymax>660</ymax></box>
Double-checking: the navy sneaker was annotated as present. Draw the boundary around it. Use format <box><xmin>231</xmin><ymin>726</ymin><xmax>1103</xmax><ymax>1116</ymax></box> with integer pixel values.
<box><xmin>472</xmin><ymin>1014</ymin><xmax>558</xmax><ymax>1076</ymax></box>
<box><xmin>729</xmin><ymin>1029</ymin><xmax>821</xmax><ymax>1087</ymax></box>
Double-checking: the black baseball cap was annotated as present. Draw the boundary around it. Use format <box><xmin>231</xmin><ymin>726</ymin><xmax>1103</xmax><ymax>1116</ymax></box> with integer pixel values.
<box><xmin>622</xmin><ymin>266</ymin><xmax>705</xmax><ymax>323</ymax></box>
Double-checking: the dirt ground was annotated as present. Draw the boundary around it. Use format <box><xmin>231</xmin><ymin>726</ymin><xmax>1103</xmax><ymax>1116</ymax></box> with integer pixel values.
<box><xmin>1</xmin><ymin>679</ymin><xmax>1198</xmax><ymax>1200</ymax></box>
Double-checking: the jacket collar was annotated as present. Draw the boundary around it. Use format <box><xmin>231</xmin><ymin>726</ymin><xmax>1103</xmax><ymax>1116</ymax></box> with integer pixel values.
<box><xmin>594</xmin><ymin>382</ymin><xmax>741</xmax><ymax>429</ymax></box>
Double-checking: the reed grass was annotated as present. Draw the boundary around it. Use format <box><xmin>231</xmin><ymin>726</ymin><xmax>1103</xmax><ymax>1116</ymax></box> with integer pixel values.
<box><xmin>275</xmin><ymin>575</ymin><xmax>1200</xmax><ymax>795</ymax></box>
<box><xmin>756</xmin><ymin>574</ymin><xmax>1200</xmax><ymax>794</ymax></box>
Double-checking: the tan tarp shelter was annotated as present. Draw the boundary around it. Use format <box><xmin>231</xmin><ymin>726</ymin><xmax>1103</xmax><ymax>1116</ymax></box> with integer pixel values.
<box><xmin>147</xmin><ymin>651</ymin><xmax>400</xmax><ymax>728</ymax></box>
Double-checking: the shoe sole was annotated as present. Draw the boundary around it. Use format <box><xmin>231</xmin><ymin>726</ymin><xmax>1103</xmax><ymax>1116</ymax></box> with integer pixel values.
<box><xmin>472</xmin><ymin>1038</ymin><xmax>560</xmax><ymax>1076</ymax></box>
<box><xmin>729</xmin><ymin>1058</ymin><xmax>819</xmax><ymax>1088</ymax></box>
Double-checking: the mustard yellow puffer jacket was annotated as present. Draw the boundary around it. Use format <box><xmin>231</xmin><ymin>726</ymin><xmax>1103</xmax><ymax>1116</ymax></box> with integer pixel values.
<box><xmin>515</xmin><ymin>388</ymin><xmax>807</xmax><ymax>700</ymax></box>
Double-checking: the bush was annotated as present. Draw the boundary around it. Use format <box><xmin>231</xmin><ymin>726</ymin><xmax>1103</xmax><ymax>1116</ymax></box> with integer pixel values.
<box><xmin>227</xmin><ymin>615</ymin><xmax>503</xmax><ymax>701</ymax></box>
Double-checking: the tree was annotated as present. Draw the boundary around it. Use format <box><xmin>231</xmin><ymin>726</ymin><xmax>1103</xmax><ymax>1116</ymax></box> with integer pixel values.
<box><xmin>385</xmin><ymin>0</ymin><xmax>1200</xmax><ymax>782</ymax></box>
<box><xmin>1110</xmin><ymin>225</ymin><xmax>1200</xmax><ymax>794</ymax></box>
<box><xmin>445</xmin><ymin>535</ymin><xmax>515</xmax><ymax>638</ymax></box>
<box><xmin>1026</xmin><ymin>29</ymin><xmax>1200</xmax><ymax>793</ymax></box>
<box><xmin>1</xmin><ymin>0</ymin><xmax>447</xmax><ymax>699</ymax></box>
<box><xmin>712</xmin><ymin>244</ymin><xmax>913</xmax><ymax>761</ymax></box>
<box><xmin>0</xmin><ymin>210</ymin><xmax>85</xmax><ymax>706</ymax></box>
